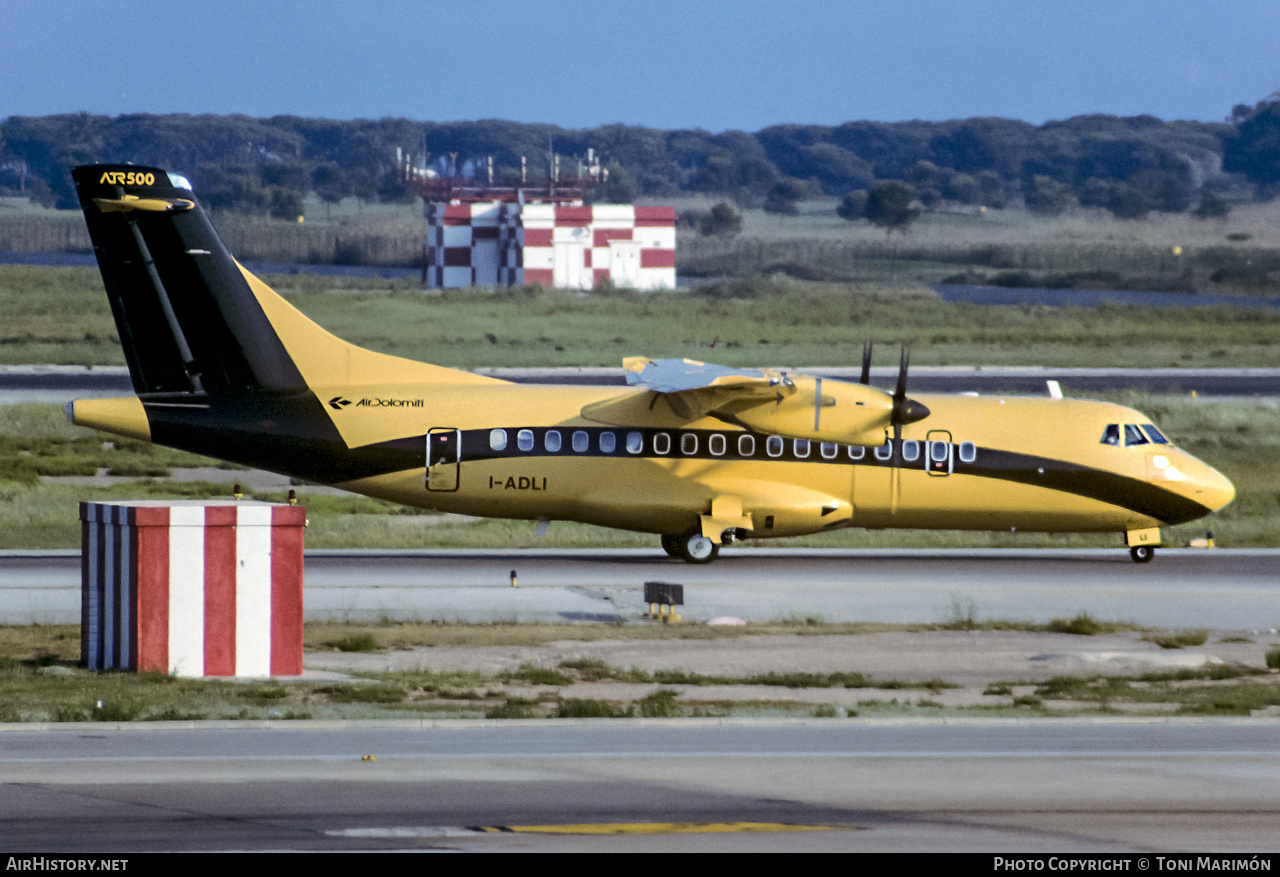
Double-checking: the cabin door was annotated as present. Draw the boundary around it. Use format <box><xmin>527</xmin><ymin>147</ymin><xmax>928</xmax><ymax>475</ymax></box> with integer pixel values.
<box><xmin>426</xmin><ymin>427</ymin><xmax>461</xmax><ymax>492</ymax></box>
<box><xmin>926</xmin><ymin>430</ymin><xmax>954</xmax><ymax>476</ymax></box>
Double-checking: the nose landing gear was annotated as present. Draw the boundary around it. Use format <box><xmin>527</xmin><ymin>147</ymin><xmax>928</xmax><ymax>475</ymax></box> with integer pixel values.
<box><xmin>1129</xmin><ymin>545</ymin><xmax>1155</xmax><ymax>563</ymax></box>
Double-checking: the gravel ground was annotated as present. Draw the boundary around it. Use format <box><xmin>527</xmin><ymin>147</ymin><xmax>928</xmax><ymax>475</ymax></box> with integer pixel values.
<box><xmin>304</xmin><ymin>629</ymin><xmax>1280</xmax><ymax>709</ymax></box>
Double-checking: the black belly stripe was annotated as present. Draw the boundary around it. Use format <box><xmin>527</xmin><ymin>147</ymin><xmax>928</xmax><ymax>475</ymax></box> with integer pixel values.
<box><xmin>144</xmin><ymin>405</ymin><xmax>1209</xmax><ymax>525</ymax></box>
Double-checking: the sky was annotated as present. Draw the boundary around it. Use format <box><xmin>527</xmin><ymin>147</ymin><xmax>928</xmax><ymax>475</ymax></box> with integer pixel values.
<box><xmin>2</xmin><ymin>1</ymin><xmax>1278</xmax><ymax>131</ymax></box>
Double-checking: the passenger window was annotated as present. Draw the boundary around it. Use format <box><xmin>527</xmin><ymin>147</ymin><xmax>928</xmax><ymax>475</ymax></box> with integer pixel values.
<box><xmin>1100</xmin><ymin>424</ymin><xmax>1120</xmax><ymax>446</ymax></box>
<box><xmin>709</xmin><ymin>434</ymin><xmax>726</xmax><ymax>456</ymax></box>
<box><xmin>572</xmin><ymin>430</ymin><xmax>589</xmax><ymax>452</ymax></box>
<box><xmin>848</xmin><ymin>445</ymin><xmax>866</xmax><ymax>460</ymax></box>
<box><xmin>681</xmin><ymin>433</ymin><xmax>698</xmax><ymax>455</ymax></box>
<box><xmin>544</xmin><ymin>430</ymin><xmax>562</xmax><ymax>452</ymax></box>
<box><xmin>1124</xmin><ymin>424</ymin><xmax>1149</xmax><ymax>446</ymax></box>
<box><xmin>1141</xmin><ymin>425</ymin><xmax>1169</xmax><ymax>445</ymax></box>
<box><xmin>958</xmin><ymin>441</ymin><xmax>976</xmax><ymax>463</ymax></box>
<box><xmin>600</xmin><ymin>431</ymin><xmax>617</xmax><ymax>453</ymax></box>
<box><xmin>738</xmin><ymin>434</ymin><xmax>755</xmax><ymax>457</ymax></box>
<box><xmin>489</xmin><ymin>428</ymin><xmax>508</xmax><ymax>451</ymax></box>
<box><xmin>654</xmin><ymin>432</ymin><xmax>671</xmax><ymax>455</ymax></box>
<box><xmin>793</xmin><ymin>439</ymin><xmax>810</xmax><ymax>458</ymax></box>
<box><xmin>873</xmin><ymin>441</ymin><xmax>893</xmax><ymax>461</ymax></box>
<box><xmin>930</xmin><ymin>440</ymin><xmax>949</xmax><ymax>462</ymax></box>
<box><xmin>625</xmin><ymin>431</ymin><xmax>643</xmax><ymax>454</ymax></box>
<box><xmin>766</xmin><ymin>435</ymin><xmax>784</xmax><ymax>458</ymax></box>
<box><xmin>517</xmin><ymin>429</ymin><xmax>534</xmax><ymax>452</ymax></box>
<box><xmin>902</xmin><ymin>440</ymin><xmax>920</xmax><ymax>462</ymax></box>
<box><xmin>820</xmin><ymin>442</ymin><xmax>838</xmax><ymax>460</ymax></box>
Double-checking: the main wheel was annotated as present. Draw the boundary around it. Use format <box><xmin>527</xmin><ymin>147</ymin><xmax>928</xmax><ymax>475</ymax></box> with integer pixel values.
<box><xmin>1129</xmin><ymin>545</ymin><xmax>1155</xmax><ymax>563</ymax></box>
<box><xmin>660</xmin><ymin>534</ymin><xmax>681</xmax><ymax>558</ymax></box>
<box><xmin>677</xmin><ymin>531</ymin><xmax>719</xmax><ymax>564</ymax></box>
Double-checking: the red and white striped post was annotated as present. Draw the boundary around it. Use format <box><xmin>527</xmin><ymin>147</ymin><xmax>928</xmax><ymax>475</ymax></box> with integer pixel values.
<box><xmin>80</xmin><ymin>501</ymin><xmax>305</xmax><ymax>676</ymax></box>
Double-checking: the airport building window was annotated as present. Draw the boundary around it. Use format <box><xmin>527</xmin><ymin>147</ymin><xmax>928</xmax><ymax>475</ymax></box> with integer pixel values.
<box><xmin>489</xmin><ymin>428</ymin><xmax>508</xmax><ymax>452</ymax></box>
<box><xmin>1123</xmin><ymin>424</ymin><xmax>1149</xmax><ymax>446</ymax></box>
<box><xmin>902</xmin><ymin>440</ymin><xmax>920</xmax><ymax>462</ymax></box>
<box><xmin>517</xmin><ymin>429</ymin><xmax>534</xmax><ymax>452</ymax></box>
<box><xmin>545</xmin><ymin>430</ymin><xmax>562</xmax><ymax>452</ymax></box>
<box><xmin>572</xmin><ymin>430</ymin><xmax>589</xmax><ymax>453</ymax></box>
<box><xmin>738</xmin><ymin>435</ymin><xmax>755</xmax><ymax>457</ymax></box>
<box><xmin>820</xmin><ymin>442</ymin><xmax>838</xmax><ymax>460</ymax></box>
<box><xmin>709</xmin><ymin>434</ymin><xmax>726</xmax><ymax>456</ymax></box>
<box><xmin>873</xmin><ymin>441</ymin><xmax>893</xmax><ymax>461</ymax></box>
<box><xmin>1141</xmin><ymin>425</ymin><xmax>1169</xmax><ymax>445</ymax></box>
<box><xmin>654</xmin><ymin>432</ymin><xmax>671</xmax><ymax>455</ymax></box>
<box><xmin>626</xmin><ymin>431</ymin><xmax>643</xmax><ymax>454</ymax></box>
<box><xmin>766</xmin><ymin>435</ymin><xmax>784</xmax><ymax>458</ymax></box>
<box><xmin>681</xmin><ymin>433</ymin><xmax>698</xmax><ymax>455</ymax></box>
<box><xmin>1101</xmin><ymin>424</ymin><xmax>1120</xmax><ymax>446</ymax></box>
<box><xmin>848</xmin><ymin>445</ymin><xmax>866</xmax><ymax>460</ymax></box>
<box><xmin>600</xmin><ymin>431</ymin><xmax>617</xmax><ymax>453</ymax></box>
<box><xmin>958</xmin><ymin>441</ymin><xmax>977</xmax><ymax>463</ymax></box>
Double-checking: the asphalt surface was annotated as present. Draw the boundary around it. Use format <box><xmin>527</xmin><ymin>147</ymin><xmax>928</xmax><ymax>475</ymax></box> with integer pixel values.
<box><xmin>3</xmin><ymin>364</ymin><xmax>1278</xmax><ymax>400</ymax></box>
<box><xmin>4</xmin><ymin>548</ymin><xmax>1277</xmax><ymax>628</ymax></box>
<box><xmin>4</xmin><ymin>721</ymin><xmax>1280</xmax><ymax>852</ymax></box>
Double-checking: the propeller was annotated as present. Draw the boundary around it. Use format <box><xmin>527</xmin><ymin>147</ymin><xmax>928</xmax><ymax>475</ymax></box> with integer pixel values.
<box><xmin>887</xmin><ymin>345</ymin><xmax>928</xmax><ymax>513</ymax></box>
<box><xmin>890</xmin><ymin>345</ymin><xmax>930</xmax><ymax>433</ymax></box>
<box><xmin>859</xmin><ymin>341</ymin><xmax>873</xmax><ymax>385</ymax></box>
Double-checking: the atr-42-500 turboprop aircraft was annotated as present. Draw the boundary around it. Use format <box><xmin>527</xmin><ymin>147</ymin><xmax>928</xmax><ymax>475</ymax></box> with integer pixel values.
<box><xmin>67</xmin><ymin>165</ymin><xmax>1234</xmax><ymax>563</ymax></box>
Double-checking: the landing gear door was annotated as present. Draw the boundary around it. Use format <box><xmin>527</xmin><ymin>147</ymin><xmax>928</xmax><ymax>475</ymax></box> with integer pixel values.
<box><xmin>426</xmin><ymin>428</ymin><xmax>460</xmax><ymax>492</ymax></box>
<box><xmin>926</xmin><ymin>430</ymin><xmax>953</xmax><ymax>476</ymax></box>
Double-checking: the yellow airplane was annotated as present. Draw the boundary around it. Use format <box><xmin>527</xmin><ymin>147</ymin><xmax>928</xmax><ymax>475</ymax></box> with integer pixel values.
<box><xmin>67</xmin><ymin>164</ymin><xmax>1235</xmax><ymax>564</ymax></box>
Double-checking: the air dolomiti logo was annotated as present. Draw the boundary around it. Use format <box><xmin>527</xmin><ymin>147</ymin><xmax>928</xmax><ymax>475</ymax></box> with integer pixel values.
<box><xmin>329</xmin><ymin>395</ymin><xmax>422</xmax><ymax>410</ymax></box>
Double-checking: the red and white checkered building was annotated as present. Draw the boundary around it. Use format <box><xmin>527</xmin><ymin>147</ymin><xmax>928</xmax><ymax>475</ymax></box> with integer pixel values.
<box><xmin>424</xmin><ymin>202</ymin><xmax>676</xmax><ymax>290</ymax></box>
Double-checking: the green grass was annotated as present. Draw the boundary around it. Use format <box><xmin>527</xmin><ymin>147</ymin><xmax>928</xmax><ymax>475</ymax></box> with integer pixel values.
<box><xmin>2</xmin><ymin>263</ymin><xmax>1279</xmax><ymax>368</ymax></box>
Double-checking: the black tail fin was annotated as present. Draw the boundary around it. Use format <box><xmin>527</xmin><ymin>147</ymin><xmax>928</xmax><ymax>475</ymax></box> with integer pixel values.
<box><xmin>72</xmin><ymin>165</ymin><xmax>305</xmax><ymax>397</ymax></box>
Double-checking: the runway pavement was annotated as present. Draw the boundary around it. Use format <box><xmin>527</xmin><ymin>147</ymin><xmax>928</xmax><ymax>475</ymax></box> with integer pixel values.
<box><xmin>3</xmin><ymin>364</ymin><xmax>1278</xmax><ymax>404</ymax></box>
<box><xmin>3</xmin><ymin>547</ymin><xmax>1277</xmax><ymax>629</ymax></box>
<box><xmin>4</xmin><ymin>720</ymin><xmax>1280</xmax><ymax>851</ymax></box>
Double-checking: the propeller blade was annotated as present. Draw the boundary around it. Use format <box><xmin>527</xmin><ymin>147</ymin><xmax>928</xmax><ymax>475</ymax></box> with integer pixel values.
<box><xmin>860</xmin><ymin>341</ymin><xmax>873</xmax><ymax>385</ymax></box>
<box><xmin>890</xmin><ymin>344</ymin><xmax>930</xmax><ymax>427</ymax></box>
<box><xmin>893</xmin><ymin>345</ymin><xmax>909</xmax><ymax>408</ymax></box>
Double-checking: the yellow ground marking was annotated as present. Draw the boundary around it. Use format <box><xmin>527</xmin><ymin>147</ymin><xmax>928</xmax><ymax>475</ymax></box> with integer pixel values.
<box><xmin>471</xmin><ymin>822</ymin><xmax>848</xmax><ymax>835</ymax></box>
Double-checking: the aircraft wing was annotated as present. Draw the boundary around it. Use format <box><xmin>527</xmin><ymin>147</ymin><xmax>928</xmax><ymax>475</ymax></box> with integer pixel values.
<box><xmin>621</xmin><ymin>357</ymin><xmax>792</xmax><ymax>420</ymax></box>
<box><xmin>581</xmin><ymin>357</ymin><xmax>910</xmax><ymax>446</ymax></box>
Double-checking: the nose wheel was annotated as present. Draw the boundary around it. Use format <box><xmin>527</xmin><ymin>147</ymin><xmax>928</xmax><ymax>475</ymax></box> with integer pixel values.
<box><xmin>1129</xmin><ymin>545</ymin><xmax>1155</xmax><ymax>563</ymax></box>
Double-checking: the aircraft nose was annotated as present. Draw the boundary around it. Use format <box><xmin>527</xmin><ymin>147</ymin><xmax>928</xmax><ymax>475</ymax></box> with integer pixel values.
<box><xmin>1197</xmin><ymin>465</ymin><xmax>1236</xmax><ymax>513</ymax></box>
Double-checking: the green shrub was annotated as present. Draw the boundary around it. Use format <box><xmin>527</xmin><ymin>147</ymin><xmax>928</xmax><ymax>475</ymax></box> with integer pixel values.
<box><xmin>637</xmin><ymin>689</ymin><xmax>681</xmax><ymax>718</ymax></box>
<box><xmin>1147</xmin><ymin>631</ymin><xmax>1209</xmax><ymax>650</ymax></box>
<box><xmin>331</xmin><ymin>633</ymin><xmax>381</xmax><ymax>653</ymax></box>
<box><xmin>1047</xmin><ymin>613</ymin><xmax>1103</xmax><ymax>636</ymax></box>
<box><xmin>555</xmin><ymin>698</ymin><xmax>629</xmax><ymax>718</ymax></box>
<box><xmin>486</xmin><ymin>697</ymin><xmax>537</xmax><ymax>719</ymax></box>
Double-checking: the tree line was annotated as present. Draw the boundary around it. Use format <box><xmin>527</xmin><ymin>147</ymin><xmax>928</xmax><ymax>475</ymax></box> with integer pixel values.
<box><xmin>1</xmin><ymin>98</ymin><xmax>1277</xmax><ymax>220</ymax></box>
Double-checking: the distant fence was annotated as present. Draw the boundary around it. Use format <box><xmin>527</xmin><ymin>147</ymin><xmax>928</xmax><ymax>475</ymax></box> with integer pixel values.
<box><xmin>5</xmin><ymin>213</ymin><xmax>1277</xmax><ymax>283</ymax></box>
<box><xmin>0</xmin><ymin>214</ymin><xmax>424</xmax><ymax>269</ymax></box>
<box><xmin>0</xmin><ymin>217</ymin><xmax>93</xmax><ymax>253</ymax></box>
<box><xmin>677</xmin><ymin>236</ymin><xmax>1200</xmax><ymax>278</ymax></box>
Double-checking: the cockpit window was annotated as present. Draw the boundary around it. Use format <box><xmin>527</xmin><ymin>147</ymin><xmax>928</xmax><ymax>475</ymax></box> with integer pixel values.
<box><xmin>1101</xmin><ymin>424</ymin><xmax>1120</xmax><ymax>446</ymax></box>
<box><xmin>1123</xmin><ymin>424</ymin><xmax>1149</xmax><ymax>446</ymax></box>
<box><xmin>1141</xmin><ymin>425</ymin><xmax>1169</xmax><ymax>445</ymax></box>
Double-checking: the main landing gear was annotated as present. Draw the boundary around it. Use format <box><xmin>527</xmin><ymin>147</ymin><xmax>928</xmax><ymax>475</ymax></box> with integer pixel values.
<box><xmin>1129</xmin><ymin>545</ymin><xmax>1155</xmax><ymax>563</ymax></box>
<box><xmin>661</xmin><ymin>531</ymin><xmax>720</xmax><ymax>564</ymax></box>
